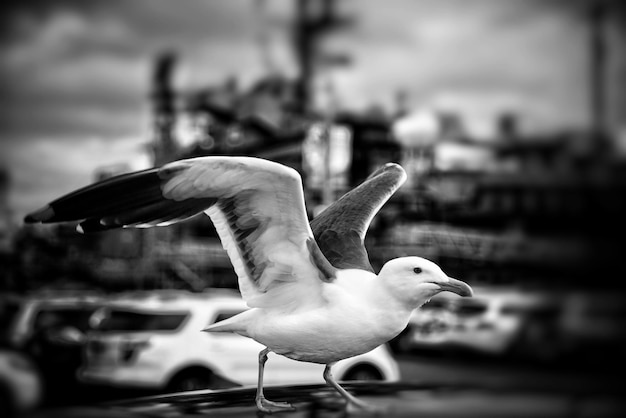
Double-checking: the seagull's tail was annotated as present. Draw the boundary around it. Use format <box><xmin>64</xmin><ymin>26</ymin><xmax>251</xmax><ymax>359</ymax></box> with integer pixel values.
<box><xmin>202</xmin><ymin>310</ymin><xmax>252</xmax><ymax>336</ymax></box>
<box><xmin>202</xmin><ymin>321</ymin><xmax>234</xmax><ymax>333</ymax></box>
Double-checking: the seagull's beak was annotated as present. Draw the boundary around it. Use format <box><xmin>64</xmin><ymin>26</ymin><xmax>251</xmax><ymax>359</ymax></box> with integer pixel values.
<box><xmin>438</xmin><ymin>277</ymin><xmax>473</xmax><ymax>297</ymax></box>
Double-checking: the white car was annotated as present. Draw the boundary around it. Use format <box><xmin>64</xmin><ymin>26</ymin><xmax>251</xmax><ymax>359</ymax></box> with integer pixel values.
<box><xmin>444</xmin><ymin>289</ymin><xmax>560</xmax><ymax>357</ymax></box>
<box><xmin>1</xmin><ymin>292</ymin><xmax>103</xmax><ymax>350</ymax></box>
<box><xmin>397</xmin><ymin>287</ymin><xmax>560</xmax><ymax>357</ymax></box>
<box><xmin>80</xmin><ymin>290</ymin><xmax>400</xmax><ymax>392</ymax></box>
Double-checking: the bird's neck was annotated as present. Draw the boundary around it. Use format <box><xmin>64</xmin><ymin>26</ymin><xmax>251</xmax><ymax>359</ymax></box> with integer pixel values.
<box><xmin>376</xmin><ymin>266</ymin><xmax>436</xmax><ymax>313</ymax></box>
<box><xmin>333</xmin><ymin>270</ymin><xmax>413</xmax><ymax>339</ymax></box>
<box><xmin>369</xmin><ymin>279</ymin><xmax>416</xmax><ymax>336</ymax></box>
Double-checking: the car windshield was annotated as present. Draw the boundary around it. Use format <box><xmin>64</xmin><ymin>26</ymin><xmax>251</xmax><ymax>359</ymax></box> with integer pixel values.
<box><xmin>33</xmin><ymin>306</ymin><xmax>99</xmax><ymax>332</ymax></box>
<box><xmin>97</xmin><ymin>309</ymin><xmax>188</xmax><ymax>332</ymax></box>
<box><xmin>455</xmin><ymin>302</ymin><xmax>487</xmax><ymax>317</ymax></box>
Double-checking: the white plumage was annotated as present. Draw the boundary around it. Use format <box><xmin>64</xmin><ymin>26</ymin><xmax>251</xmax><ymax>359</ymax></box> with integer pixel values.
<box><xmin>25</xmin><ymin>156</ymin><xmax>473</xmax><ymax>413</ymax></box>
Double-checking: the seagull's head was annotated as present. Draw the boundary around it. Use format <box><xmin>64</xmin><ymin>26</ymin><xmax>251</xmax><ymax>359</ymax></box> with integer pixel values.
<box><xmin>379</xmin><ymin>257</ymin><xmax>473</xmax><ymax>308</ymax></box>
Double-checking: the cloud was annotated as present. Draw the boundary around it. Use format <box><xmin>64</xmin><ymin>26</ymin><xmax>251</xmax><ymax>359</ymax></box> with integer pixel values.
<box><xmin>6</xmin><ymin>135</ymin><xmax>151</xmax><ymax>218</ymax></box>
<box><xmin>0</xmin><ymin>0</ymin><xmax>623</xmax><ymax>219</ymax></box>
<box><xmin>0</xmin><ymin>1</ymin><xmax>265</xmax><ymax>218</ymax></box>
<box><xmin>330</xmin><ymin>0</ymin><xmax>592</xmax><ymax>132</ymax></box>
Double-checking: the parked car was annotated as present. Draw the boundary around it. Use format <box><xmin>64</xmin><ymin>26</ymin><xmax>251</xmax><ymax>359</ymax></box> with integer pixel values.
<box><xmin>445</xmin><ymin>290</ymin><xmax>560</xmax><ymax>358</ymax></box>
<box><xmin>1</xmin><ymin>292</ymin><xmax>104</xmax><ymax>350</ymax></box>
<box><xmin>80</xmin><ymin>290</ymin><xmax>400</xmax><ymax>392</ymax></box>
<box><xmin>393</xmin><ymin>288</ymin><xmax>561</xmax><ymax>358</ymax></box>
<box><xmin>0</xmin><ymin>292</ymin><xmax>104</xmax><ymax>404</ymax></box>
<box><xmin>0</xmin><ymin>349</ymin><xmax>42</xmax><ymax>417</ymax></box>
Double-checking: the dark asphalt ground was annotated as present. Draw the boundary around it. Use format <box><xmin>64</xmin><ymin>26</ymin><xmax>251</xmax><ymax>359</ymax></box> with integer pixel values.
<box><xmin>30</xmin><ymin>352</ymin><xmax>626</xmax><ymax>417</ymax></box>
<box><xmin>395</xmin><ymin>352</ymin><xmax>625</xmax><ymax>417</ymax></box>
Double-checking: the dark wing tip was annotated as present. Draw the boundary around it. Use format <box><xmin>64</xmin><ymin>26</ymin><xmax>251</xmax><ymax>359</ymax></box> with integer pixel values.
<box><xmin>24</xmin><ymin>205</ymin><xmax>55</xmax><ymax>223</ymax></box>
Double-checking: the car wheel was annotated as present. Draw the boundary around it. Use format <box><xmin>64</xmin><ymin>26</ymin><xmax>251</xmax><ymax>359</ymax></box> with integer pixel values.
<box><xmin>167</xmin><ymin>368</ymin><xmax>214</xmax><ymax>392</ymax></box>
<box><xmin>341</xmin><ymin>365</ymin><xmax>383</xmax><ymax>381</ymax></box>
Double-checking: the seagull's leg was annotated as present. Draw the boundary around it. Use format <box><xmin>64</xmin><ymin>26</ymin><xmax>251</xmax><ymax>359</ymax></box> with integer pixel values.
<box><xmin>323</xmin><ymin>363</ymin><xmax>376</xmax><ymax>411</ymax></box>
<box><xmin>255</xmin><ymin>347</ymin><xmax>295</xmax><ymax>413</ymax></box>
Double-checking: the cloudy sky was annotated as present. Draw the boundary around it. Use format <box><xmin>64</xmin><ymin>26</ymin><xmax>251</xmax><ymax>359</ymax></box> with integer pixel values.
<box><xmin>1</xmin><ymin>0</ymin><xmax>624</xmax><ymax>219</ymax></box>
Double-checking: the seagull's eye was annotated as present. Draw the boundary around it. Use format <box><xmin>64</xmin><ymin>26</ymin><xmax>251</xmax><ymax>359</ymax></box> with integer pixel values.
<box><xmin>413</xmin><ymin>267</ymin><xmax>422</xmax><ymax>274</ymax></box>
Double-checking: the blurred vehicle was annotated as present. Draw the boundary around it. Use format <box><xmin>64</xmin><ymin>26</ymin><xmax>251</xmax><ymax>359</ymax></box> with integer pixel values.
<box><xmin>446</xmin><ymin>290</ymin><xmax>561</xmax><ymax>359</ymax></box>
<box><xmin>393</xmin><ymin>288</ymin><xmax>561</xmax><ymax>359</ymax></box>
<box><xmin>0</xmin><ymin>292</ymin><xmax>104</xmax><ymax>404</ymax></box>
<box><xmin>389</xmin><ymin>297</ymin><xmax>454</xmax><ymax>353</ymax></box>
<box><xmin>0</xmin><ymin>349</ymin><xmax>42</xmax><ymax>417</ymax></box>
<box><xmin>80</xmin><ymin>290</ymin><xmax>400</xmax><ymax>392</ymax></box>
<box><xmin>0</xmin><ymin>292</ymin><xmax>103</xmax><ymax>350</ymax></box>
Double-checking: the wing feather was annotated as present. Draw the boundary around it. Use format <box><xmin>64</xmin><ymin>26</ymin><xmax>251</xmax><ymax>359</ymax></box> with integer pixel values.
<box><xmin>24</xmin><ymin>168</ymin><xmax>164</xmax><ymax>223</ymax></box>
<box><xmin>311</xmin><ymin>163</ymin><xmax>407</xmax><ymax>272</ymax></box>
<box><xmin>25</xmin><ymin>156</ymin><xmax>337</xmax><ymax>309</ymax></box>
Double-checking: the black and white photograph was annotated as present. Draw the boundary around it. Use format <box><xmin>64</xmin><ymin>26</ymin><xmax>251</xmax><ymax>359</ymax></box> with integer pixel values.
<box><xmin>1</xmin><ymin>1</ymin><xmax>625</xmax><ymax>417</ymax></box>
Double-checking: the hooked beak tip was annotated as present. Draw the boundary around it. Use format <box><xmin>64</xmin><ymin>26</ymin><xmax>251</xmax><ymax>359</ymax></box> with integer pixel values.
<box><xmin>438</xmin><ymin>277</ymin><xmax>473</xmax><ymax>297</ymax></box>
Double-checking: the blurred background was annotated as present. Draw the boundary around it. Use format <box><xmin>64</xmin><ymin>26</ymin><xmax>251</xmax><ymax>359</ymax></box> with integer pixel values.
<box><xmin>1</xmin><ymin>0</ymin><xmax>625</xmax><ymax>416</ymax></box>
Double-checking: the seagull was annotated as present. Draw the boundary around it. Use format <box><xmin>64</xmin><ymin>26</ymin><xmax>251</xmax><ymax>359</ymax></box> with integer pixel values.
<box><xmin>25</xmin><ymin>156</ymin><xmax>473</xmax><ymax>413</ymax></box>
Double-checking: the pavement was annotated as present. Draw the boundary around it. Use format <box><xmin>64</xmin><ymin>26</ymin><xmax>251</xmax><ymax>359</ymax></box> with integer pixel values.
<box><xmin>28</xmin><ymin>352</ymin><xmax>626</xmax><ymax>417</ymax></box>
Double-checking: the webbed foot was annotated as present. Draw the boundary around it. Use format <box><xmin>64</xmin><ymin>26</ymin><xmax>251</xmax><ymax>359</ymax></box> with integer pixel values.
<box><xmin>256</xmin><ymin>397</ymin><xmax>295</xmax><ymax>414</ymax></box>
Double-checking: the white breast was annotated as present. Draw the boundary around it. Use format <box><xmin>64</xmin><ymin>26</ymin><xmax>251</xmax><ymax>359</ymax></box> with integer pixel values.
<box><xmin>247</xmin><ymin>270</ymin><xmax>412</xmax><ymax>363</ymax></box>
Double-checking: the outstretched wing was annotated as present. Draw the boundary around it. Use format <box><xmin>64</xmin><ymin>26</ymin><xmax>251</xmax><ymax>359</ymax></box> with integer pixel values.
<box><xmin>24</xmin><ymin>167</ymin><xmax>215</xmax><ymax>231</ymax></box>
<box><xmin>310</xmin><ymin>163</ymin><xmax>407</xmax><ymax>273</ymax></box>
<box><xmin>25</xmin><ymin>156</ymin><xmax>337</xmax><ymax>309</ymax></box>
